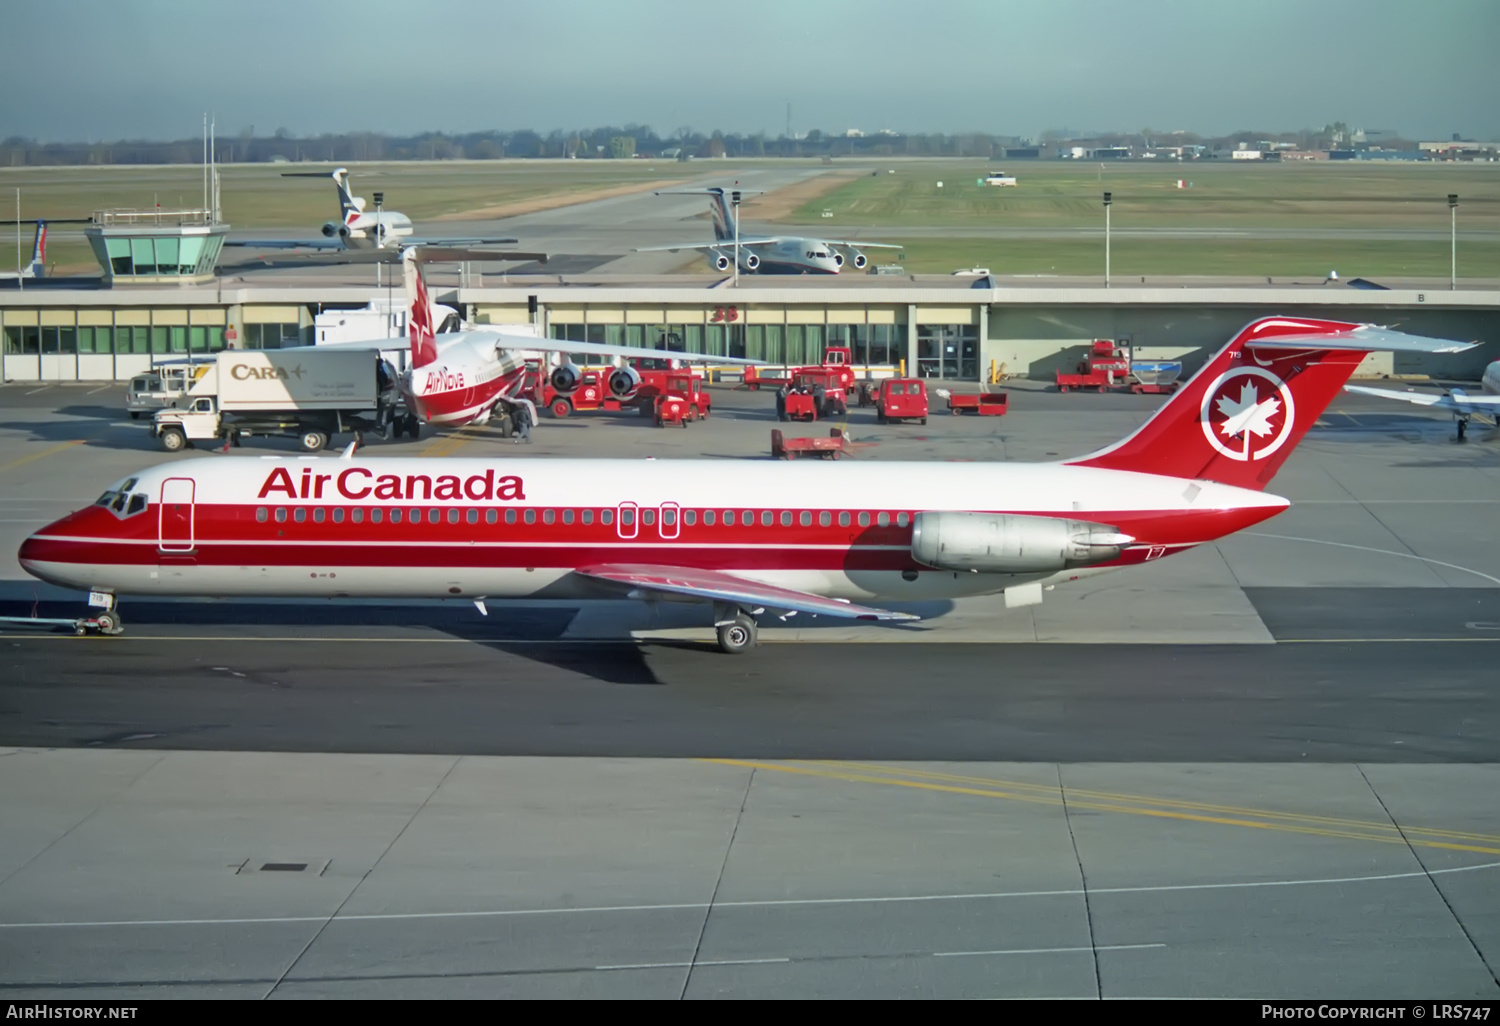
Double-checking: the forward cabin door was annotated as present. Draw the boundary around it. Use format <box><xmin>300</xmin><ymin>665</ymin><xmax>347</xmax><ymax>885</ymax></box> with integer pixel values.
<box><xmin>158</xmin><ymin>478</ymin><xmax>196</xmax><ymax>554</ymax></box>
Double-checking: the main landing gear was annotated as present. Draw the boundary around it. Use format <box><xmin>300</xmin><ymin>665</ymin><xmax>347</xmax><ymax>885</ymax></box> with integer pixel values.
<box><xmin>713</xmin><ymin>604</ymin><xmax>759</xmax><ymax>654</ymax></box>
<box><xmin>1455</xmin><ymin>415</ymin><xmax>1469</xmax><ymax>443</ymax></box>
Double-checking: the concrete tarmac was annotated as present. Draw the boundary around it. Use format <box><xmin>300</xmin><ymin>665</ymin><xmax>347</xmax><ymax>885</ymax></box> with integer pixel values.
<box><xmin>1</xmin><ymin>380</ymin><xmax>1497</xmax><ymax>998</ymax></box>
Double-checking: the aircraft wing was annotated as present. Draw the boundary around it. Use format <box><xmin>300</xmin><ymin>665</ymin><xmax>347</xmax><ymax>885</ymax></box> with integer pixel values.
<box><xmin>222</xmin><ymin>239</ymin><xmax>346</xmax><ymax>250</ymax></box>
<box><xmin>1344</xmin><ymin>384</ymin><xmax>1500</xmax><ymax>414</ymax></box>
<box><xmin>634</xmin><ymin>238</ymin><xmax>784</xmax><ymax>253</ymax></box>
<box><xmin>493</xmin><ymin>332</ymin><xmax>765</xmax><ymax>366</ymax></box>
<box><xmin>574</xmin><ymin>564</ymin><xmax>920</xmax><ymax>622</ymax></box>
<box><xmin>823</xmin><ymin>240</ymin><xmax>904</xmax><ymax>249</ymax></box>
<box><xmin>404</xmin><ymin>237</ymin><xmax>520</xmax><ymax>247</ymax></box>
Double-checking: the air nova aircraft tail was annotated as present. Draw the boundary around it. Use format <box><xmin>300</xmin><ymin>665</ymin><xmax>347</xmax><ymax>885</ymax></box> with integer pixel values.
<box><xmin>404</xmin><ymin>250</ymin><xmax>439</xmax><ymax>369</ymax></box>
<box><xmin>1068</xmin><ymin>317</ymin><xmax>1475</xmax><ymax>490</ymax></box>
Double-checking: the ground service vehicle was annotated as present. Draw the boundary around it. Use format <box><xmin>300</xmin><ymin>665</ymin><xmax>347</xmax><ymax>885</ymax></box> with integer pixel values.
<box><xmin>1056</xmin><ymin>340</ymin><xmax>1132</xmax><ymax>392</ymax></box>
<box><xmin>125</xmin><ymin>363</ymin><xmax>212</xmax><ymax>418</ymax></box>
<box><xmin>771</xmin><ymin>427</ymin><xmax>848</xmax><ymax>459</ymax></box>
<box><xmin>746</xmin><ymin>345</ymin><xmax>857</xmax><ymax>392</ymax></box>
<box><xmin>875</xmin><ymin>378</ymin><xmax>929</xmax><ymax>424</ymax></box>
<box><xmin>946</xmin><ymin>391</ymin><xmax>1009</xmax><ymax>415</ymax></box>
<box><xmin>151</xmin><ymin>349</ymin><xmax>394</xmax><ymax>452</ymax></box>
<box><xmin>653</xmin><ymin>372</ymin><xmax>712</xmax><ymax>427</ymax></box>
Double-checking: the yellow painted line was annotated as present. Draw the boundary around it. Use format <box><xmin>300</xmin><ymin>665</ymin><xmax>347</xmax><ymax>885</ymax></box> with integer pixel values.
<box><xmin>0</xmin><ymin>439</ymin><xmax>86</xmax><ymax>474</ymax></box>
<box><xmin>820</xmin><ymin>761</ymin><xmax>1500</xmax><ymax>845</ymax></box>
<box><xmin>421</xmin><ymin>425</ymin><xmax>486</xmax><ymax>459</ymax></box>
<box><xmin>706</xmin><ymin>759</ymin><xmax>1500</xmax><ymax>857</ymax></box>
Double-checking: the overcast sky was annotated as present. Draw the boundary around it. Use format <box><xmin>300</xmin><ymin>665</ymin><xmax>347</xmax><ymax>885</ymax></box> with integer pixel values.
<box><xmin>4</xmin><ymin>0</ymin><xmax>1496</xmax><ymax>142</ymax></box>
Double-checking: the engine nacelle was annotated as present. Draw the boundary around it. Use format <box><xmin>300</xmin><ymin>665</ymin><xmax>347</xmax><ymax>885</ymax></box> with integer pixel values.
<box><xmin>742</xmin><ymin>251</ymin><xmax>760</xmax><ymax>271</ymax></box>
<box><xmin>606</xmin><ymin>365</ymin><xmax>642</xmax><ymax>398</ymax></box>
<box><xmin>851</xmin><ymin>251</ymin><xmax>868</xmax><ymax>269</ymax></box>
<box><xmin>910</xmin><ymin>512</ymin><xmax>1133</xmax><ymax>574</ymax></box>
<box><xmin>549</xmin><ymin>361</ymin><xmax>583</xmax><ymax>395</ymax></box>
<box><xmin>832</xmin><ymin>251</ymin><xmax>845</xmax><ymax>267</ymax></box>
<box><xmin>711</xmin><ymin>251</ymin><xmax>731</xmax><ymax>272</ymax></box>
<box><xmin>321</xmin><ymin>221</ymin><xmax>342</xmax><ymax>238</ymax></box>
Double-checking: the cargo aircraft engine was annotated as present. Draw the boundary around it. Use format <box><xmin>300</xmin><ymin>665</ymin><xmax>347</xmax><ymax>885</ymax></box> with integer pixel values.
<box><xmin>910</xmin><ymin>512</ymin><xmax>1133</xmax><ymax>574</ymax></box>
<box><xmin>549</xmin><ymin>360</ymin><xmax>584</xmax><ymax>394</ymax></box>
<box><xmin>711</xmin><ymin>251</ymin><xmax>731</xmax><ymax>272</ymax></box>
<box><xmin>851</xmin><ymin>251</ymin><xmax>868</xmax><ymax>269</ymax></box>
<box><xmin>742</xmin><ymin>252</ymin><xmax>760</xmax><ymax>271</ymax></box>
<box><xmin>606</xmin><ymin>365</ymin><xmax>642</xmax><ymax>398</ymax></box>
<box><xmin>832</xmin><ymin>251</ymin><xmax>845</xmax><ymax>268</ymax></box>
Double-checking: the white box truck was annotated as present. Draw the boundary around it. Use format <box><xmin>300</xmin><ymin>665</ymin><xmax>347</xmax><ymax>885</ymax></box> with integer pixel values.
<box><xmin>152</xmin><ymin>349</ymin><xmax>396</xmax><ymax>452</ymax></box>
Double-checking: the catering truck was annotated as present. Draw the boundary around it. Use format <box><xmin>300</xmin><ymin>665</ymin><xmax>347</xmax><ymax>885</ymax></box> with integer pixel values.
<box><xmin>151</xmin><ymin>349</ymin><xmax>397</xmax><ymax>452</ymax></box>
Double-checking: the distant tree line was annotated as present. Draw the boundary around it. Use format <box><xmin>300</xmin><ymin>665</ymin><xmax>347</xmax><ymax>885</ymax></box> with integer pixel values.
<box><xmin>0</xmin><ymin>122</ymin><xmax>1421</xmax><ymax>167</ymax></box>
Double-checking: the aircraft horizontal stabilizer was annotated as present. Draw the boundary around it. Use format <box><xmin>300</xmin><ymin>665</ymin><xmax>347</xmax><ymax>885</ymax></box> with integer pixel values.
<box><xmin>1344</xmin><ymin>384</ymin><xmax>1500</xmax><ymax>410</ymax></box>
<box><xmin>1249</xmin><ymin>325</ymin><xmax>1476</xmax><ymax>355</ymax></box>
<box><xmin>575</xmin><ymin>564</ymin><xmax>920</xmax><ymax>622</ymax></box>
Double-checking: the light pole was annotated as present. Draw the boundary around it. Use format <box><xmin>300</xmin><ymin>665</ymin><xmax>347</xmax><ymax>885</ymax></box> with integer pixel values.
<box><xmin>732</xmin><ymin>189</ymin><xmax>741</xmax><ymax>287</ymax></box>
<box><xmin>1449</xmin><ymin>193</ymin><xmax>1458</xmax><ymax>291</ymax></box>
<box><xmin>373</xmin><ymin>191</ymin><xmax>384</xmax><ymax>289</ymax></box>
<box><xmin>1103</xmin><ymin>191</ymin><xmax>1112</xmax><ymax>288</ymax></box>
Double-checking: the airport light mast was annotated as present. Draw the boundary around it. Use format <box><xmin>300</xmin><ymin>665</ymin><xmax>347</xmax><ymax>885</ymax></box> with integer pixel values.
<box><xmin>1102</xmin><ymin>191</ymin><xmax>1112</xmax><ymax>288</ymax></box>
<box><xmin>374</xmin><ymin>192</ymin><xmax>384</xmax><ymax>289</ymax></box>
<box><xmin>1449</xmin><ymin>194</ymin><xmax>1458</xmax><ymax>291</ymax></box>
<box><xmin>732</xmin><ymin>189</ymin><xmax>741</xmax><ymax>287</ymax></box>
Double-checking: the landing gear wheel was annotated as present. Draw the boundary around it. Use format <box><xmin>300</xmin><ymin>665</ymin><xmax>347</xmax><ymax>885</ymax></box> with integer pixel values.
<box><xmin>403</xmin><ymin>415</ymin><xmax>420</xmax><ymax>439</ymax></box>
<box><xmin>1456</xmin><ymin>418</ymin><xmax>1469</xmax><ymax>442</ymax></box>
<box><xmin>498</xmin><ymin>413</ymin><xmax>514</xmax><ymax>439</ymax></box>
<box><xmin>716</xmin><ymin>614</ymin><xmax>758</xmax><ymax>654</ymax></box>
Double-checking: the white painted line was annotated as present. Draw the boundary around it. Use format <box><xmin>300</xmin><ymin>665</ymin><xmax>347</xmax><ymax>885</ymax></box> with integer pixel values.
<box><xmin>86</xmin><ymin>384</ymin><xmax>114</xmax><ymax>394</ymax></box>
<box><xmin>934</xmin><ymin>943</ymin><xmax>1165</xmax><ymax>958</ymax></box>
<box><xmin>594</xmin><ymin>957</ymin><xmax>790</xmax><ymax>971</ymax></box>
<box><xmin>23</xmin><ymin>387</ymin><xmax>51</xmax><ymax>396</ymax></box>
<box><xmin>2</xmin><ymin>861</ymin><xmax>1495</xmax><ymax>930</ymax></box>
<box><xmin>1242</xmin><ymin>532</ymin><xmax>1500</xmax><ymax>587</ymax></box>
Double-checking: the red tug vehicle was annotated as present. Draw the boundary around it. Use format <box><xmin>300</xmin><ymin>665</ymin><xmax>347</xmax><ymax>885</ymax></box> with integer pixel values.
<box><xmin>1055</xmin><ymin>340</ymin><xmax>1182</xmax><ymax>394</ymax></box>
<box><xmin>777</xmin><ymin>367</ymin><xmax>850</xmax><ymax>422</ymax></box>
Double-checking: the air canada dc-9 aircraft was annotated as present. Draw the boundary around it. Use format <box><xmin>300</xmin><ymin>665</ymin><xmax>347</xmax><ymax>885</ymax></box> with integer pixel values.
<box><xmin>19</xmin><ymin>317</ymin><xmax>1471</xmax><ymax>652</ymax></box>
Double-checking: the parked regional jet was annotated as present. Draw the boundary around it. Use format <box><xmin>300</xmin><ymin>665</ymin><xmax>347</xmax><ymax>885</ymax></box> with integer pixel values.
<box><xmin>20</xmin><ymin>318</ymin><xmax>1471</xmax><ymax>652</ymax></box>
<box><xmin>222</xmin><ymin>167</ymin><xmax>517</xmax><ymax>252</ymax></box>
<box><xmin>1344</xmin><ymin>361</ymin><xmax>1500</xmax><ymax>439</ymax></box>
<box><xmin>637</xmin><ymin>187</ymin><xmax>902</xmax><ymax>274</ymax></box>
<box><xmin>321</xmin><ymin>248</ymin><xmax>758</xmax><ymax>438</ymax></box>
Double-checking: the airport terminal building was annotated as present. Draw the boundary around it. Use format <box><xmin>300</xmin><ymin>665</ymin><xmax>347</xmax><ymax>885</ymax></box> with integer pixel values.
<box><xmin>3</xmin><ymin>277</ymin><xmax>1498</xmax><ymax>383</ymax></box>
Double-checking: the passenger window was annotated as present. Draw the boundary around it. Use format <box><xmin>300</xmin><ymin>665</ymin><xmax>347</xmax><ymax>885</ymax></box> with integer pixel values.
<box><xmin>781</xmin><ymin>511</ymin><xmax>793</xmax><ymax>527</ymax></box>
<box><xmin>704</xmin><ymin>510</ymin><xmax>716</xmax><ymax>526</ymax></box>
<box><xmin>819</xmin><ymin>512</ymin><xmax>831</xmax><ymax>527</ymax></box>
<box><xmin>333</xmin><ymin>508</ymin><xmax>345</xmax><ymax>524</ymax></box>
<box><xmin>581</xmin><ymin>510</ymin><xmax>593</xmax><ymax>526</ymax></box>
<box><xmin>601</xmin><ymin>509</ymin><xmax>614</xmax><ymax>526</ymax></box>
<box><xmin>353</xmin><ymin>508</ymin><xmax>365</xmax><ymax>524</ymax></box>
<box><xmin>897</xmin><ymin>512</ymin><xmax>909</xmax><ymax>527</ymax></box>
<box><xmin>466</xmin><ymin>509</ymin><xmax>478</xmax><ymax>524</ymax></box>
<box><xmin>642</xmin><ymin>510</ymin><xmax>655</xmax><ymax>526</ymax></box>
<box><xmin>761</xmin><ymin>511</ymin><xmax>773</xmax><ymax>527</ymax></box>
<box><xmin>743</xmin><ymin>510</ymin><xmax>753</xmax><ymax>525</ymax></box>
<box><xmin>313</xmin><ymin>508</ymin><xmax>326</xmax><ymax>524</ymax></box>
<box><xmin>877</xmin><ymin>512</ymin><xmax>890</xmax><ymax>527</ymax></box>
<box><xmin>684</xmin><ymin>510</ymin><xmax>695</xmax><ymax>526</ymax></box>
<box><xmin>428</xmin><ymin>509</ymin><xmax>440</xmax><ymax>524</ymax></box>
<box><xmin>800</xmin><ymin>512</ymin><xmax>812</xmax><ymax>527</ymax></box>
<box><xmin>858</xmin><ymin>512</ymin><xmax>870</xmax><ymax>527</ymax></box>
<box><xmin>485</xmin><ymin>509</ymin><xmax>497</xmax><ymax>524</ymax></box>
<box><xmin>126</xmin><ymin>494</ymin><xmax>146</xmax><ymax>516</ymax></box>
<box><xmin>370</xmin><ymin>508</ymin><xmax>382</xmax><ymax>523</ymax></box>
<box><xmin>294</xmin><ymin>508</ymin><xmax>307</xmax><ymax>523</ymax></box>
<box><xmin>524</xmin><ymin>509</ymin><xmax>536</xmax><ymax>525</ymax></box>
<box><xmin>543</xmin><ymin>509</ymin><xmax>555</xmax><ymax>525</ymax></box>
<box><xmin>563</xmin><ymin>510</ymin><xmax>574</xmax><ymax>526</ymax></box>
<box><xmin>839</xmin><ymin>512</ymin><xmax>850</xmax><ymax>527</ymax></box>
<box><xmin>620</xmin><ymin>508</ymin><xmax>634</xmax><ymax>526</ymax></box>
<box><xmin>256</xmin><ymin>507</ymin><xmax>268</xmax><ymax>523</ymax></box>
<box><xmin>391</xmin><ymin>509</ymin><xmax>402</xmax><ymax>524</ymax></box>
<box><xmin>506</xmin><ymin>509</ymin><xmax>517</xmax><ymax>525</ymax></box>
<box><xmin>448</xmin><ymin>509</ymin><xmax>460</xmax><ymax>524</ymax></box>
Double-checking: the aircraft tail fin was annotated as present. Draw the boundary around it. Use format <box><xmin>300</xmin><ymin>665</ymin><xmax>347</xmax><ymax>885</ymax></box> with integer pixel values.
<box><xmin>28</xmin><ymin>221</ymin><xmax>47</xmax><ymax>277</ymax></box>
<box><xmin>404</xmin><ymin>250</ymin><xmax>439</xmax><ymax>369</ymax></box>
<box><xmin>1068</xmin><ymin>316</ymin><xmax>1474</xmax><ymax>491</ymax></box>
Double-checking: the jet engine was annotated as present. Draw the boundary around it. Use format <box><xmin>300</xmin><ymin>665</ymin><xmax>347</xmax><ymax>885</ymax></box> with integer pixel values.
<box><xmin>711</xmin><ymin>251</ymin><xmax>731</xmax><ymax>272</ymax></box>
<box><xmin>832</xmin><ymin>251</ymin><xmax>845</xmax><ymax>268</ymax></box>
<box><xmin>549</xmin><ymin>360</ymin><xmax>584</xmax><ymax>394</ymax></box>
<box><xmin>850</xmin><ymin>251</ymin><xmax>868</xmax><ymax>269</ymax></box>
<box><xmin>742</xmin><ymin>252</ymin><xmax>760</xmax><ymax>271</ymax></box>
<box><xmin>606</xmin><ymin>365</ymin><xmax>642</xmax><ymax>399</ymax></box>
<box><xmin>321</xmin><ymin>222</ymin><xmax>342</xmax><ymax>238</ymax></box>
<box><xmin>910</xmin><ymin>512</ymin><xmax>1133</xmax><ymax>574</ymax></box>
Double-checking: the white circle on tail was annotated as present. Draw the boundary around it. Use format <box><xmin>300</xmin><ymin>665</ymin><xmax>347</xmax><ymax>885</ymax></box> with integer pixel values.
<box><xmin>1199</xmin><ymin>366</ymin><xmax>1296</xmax><ymax>462</ymax></box>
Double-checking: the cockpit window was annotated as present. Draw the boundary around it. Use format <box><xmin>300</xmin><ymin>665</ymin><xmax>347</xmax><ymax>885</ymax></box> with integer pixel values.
<box><xmin>126</xmin><ymin>494</ymin><xmax>147</xmax><ymax>516</ymax></box>
<box><xmin>110</xmin><ymin>494</ymin><xmax>128</xmax><ymax>513</ymax></box>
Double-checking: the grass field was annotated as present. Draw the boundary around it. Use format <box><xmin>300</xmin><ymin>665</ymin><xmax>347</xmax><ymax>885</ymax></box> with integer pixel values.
<box><xmin>3</xmin><ymin>158</ymin><xmax>1498</xmax><ymax>278</ymax></box>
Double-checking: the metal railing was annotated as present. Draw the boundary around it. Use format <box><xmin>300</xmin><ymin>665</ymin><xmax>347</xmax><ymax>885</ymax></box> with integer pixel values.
<box><xmin>90</xmin><ymin>209</ymin><xmax>217</xmax><ymax>227</ymax></box>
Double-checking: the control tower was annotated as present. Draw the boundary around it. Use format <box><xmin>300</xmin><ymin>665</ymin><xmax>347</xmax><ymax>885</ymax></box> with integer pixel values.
<box><xmin>85</xmin><ymin>208</ymin><xmax>228</xmax><ymax>286</ymax></box>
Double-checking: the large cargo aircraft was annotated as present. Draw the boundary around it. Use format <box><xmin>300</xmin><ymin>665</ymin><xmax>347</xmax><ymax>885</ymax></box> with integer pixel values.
<box><xmin>1344</xmin><ymin>359</ymin><xmax>1500</xmax><ymax>439</ymax></box>
<box><xmin>637</xmin><ymin>187</ymin><xmax>902</xmax><ymax>274</ymax></box>
<box><xmin>19</xmin><ymin>317</ymin><xmax>1470</xmax><ymax>652</ymax></box>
